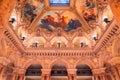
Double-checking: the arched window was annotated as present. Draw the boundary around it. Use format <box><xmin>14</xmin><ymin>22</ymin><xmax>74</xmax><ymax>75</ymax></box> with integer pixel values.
<box><xmin>51</xmin><ymin>64</ymin><xmax>68</xmax><ymax>80</ymax></box>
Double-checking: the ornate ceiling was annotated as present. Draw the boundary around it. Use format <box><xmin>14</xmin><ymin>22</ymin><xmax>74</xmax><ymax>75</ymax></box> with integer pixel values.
<box><xmin>8</xmin><ymin>0</ymin><xmax>113</xmax><ymax>49</ymax></box>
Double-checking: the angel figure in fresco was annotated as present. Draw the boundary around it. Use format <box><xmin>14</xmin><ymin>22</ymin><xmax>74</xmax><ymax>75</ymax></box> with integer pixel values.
<box><xmin>40</xmin><ymin>15</ymin><xmax>57</xmax><ymax>31</ymax></box>
<box><xmin>86</xmin><ymin>0</ymin><xmax>95</xmax><ymax>8</ymax></box>
<box><xmin>55</xmin><ymin>11</ymin><xmax>68</xmax><ymax>28</ymax></box>
<box><xmin>83</xmin><ymin>8</ymin><xmax>96</xmax><ymax>22</ymax></box>
<box><xmin>65</xmin><ymin>19</ymin><xmax>82</xmax><ymax>31</ymax></box>
<box><xmin>23</xmin><ymin>1</ymin><xmax>37</xmax><ymax>23</ymax></box>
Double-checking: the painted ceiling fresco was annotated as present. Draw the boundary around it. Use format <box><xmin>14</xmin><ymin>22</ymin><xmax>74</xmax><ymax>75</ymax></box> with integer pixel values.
<box><xmin>23</xmin><ymin>0</ymin><xmax>44</xmax><ymax>23</ymax></box>
<box><xmin>38</xmin><ymin>10</ymin><xmax>82</xmax><ymax>32</ymax></box>
<box><xmin>76</xmin><ymin>0</ymin><xmax>96</xmax><ymax>23</ymax></box>
<box><xmin>8</xmin><ymin>0</ymin><xmax>114</xmax><ymax>48</ymax></box>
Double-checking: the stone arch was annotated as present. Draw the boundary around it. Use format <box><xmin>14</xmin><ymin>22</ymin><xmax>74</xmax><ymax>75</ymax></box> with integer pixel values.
<box><xmin>48</xmin><ymin>58</ymin><xmax>70</xmax><ymax>69</ymax></box>
<box><xmin>74</xmin><ymin>59</ymin><xmax>96</xmax><ymax>69</ymax></box>
<box><xmin>22</xmin><ymin>59</ymin><xmax>43</xmax><ymax>70</ymax></box>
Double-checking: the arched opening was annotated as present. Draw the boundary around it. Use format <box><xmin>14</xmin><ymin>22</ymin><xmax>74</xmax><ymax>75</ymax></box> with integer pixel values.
<box><xmin>76</xmin><ymin>64</ymin><xmax>93</xmax><ymax>80</ymax></box>
<box><xmin>25</xmin><ymin>64</ymin><xmax>42</xmax><ymax>80</ymax></box>
<box><xmin>51</xmin><ymin>64</ymin><xmax>68</xmax><ymax>80</ymax></box>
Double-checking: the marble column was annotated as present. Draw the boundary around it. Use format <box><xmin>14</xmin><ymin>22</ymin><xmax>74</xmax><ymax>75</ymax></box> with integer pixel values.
<box><xmin>99</xmin><ymin>74</ymin><xmax>106</xmax><ymax>80</ymax></box>
<box><xmin>12</xmin><ymin>74</ymin><xmax>16</xmax><ymax>80</ymax></box>
<box><xmin>68</xmin><ymin>74</ymin><xmax>71</xmax><ymax>80</ymax></box>
<box><xmin>41</xmin><ymin>74</ymin><xmax>50</xmax><ymax>80</ymax></box>
<box><xmin>41</xmin><ymin>69</ymin><xmax>51</xmax><ymax>80</ymax></box>
<box><xmin>12</xmin><ymin>68</ymin><xmax>19</xmax><ymax>80</ymax></box>
<box><xmin>67</xmin><ymin>69</ymin><xmax>77</xmax><ymax>80</ymax></box>
<box><xmin>92</xmin><ymin>68</ymin><xmax>106</xmax><ymax>80</ymax></box>
<box><xmin>111</xmin><ymin>66</ymin><xmax>120</xmax><ymax>80</ymax></box>
<box><xmin>17</xmin><ymin>68</ymin><xmax>26</xmax><ymax>80</ymax></box>
<box><xmin>46</xmin><ymin>74</ymin><xmax>50</xmax><ymax>80</ymax></box>
<box><xmin>19</xmin><ymin>74</ymin><xmax>25</xmax><ymax>80</ymax></box>
<box><xmin>0</xmin><ymin>64</ymin><xmax>4</xmax><ymax>74</ymax></box>
<box><xmin>116</xmin><ymin>64</ymin><xmax>120</xmax><ymax>77</ymax></box>
<box><xmin>0</xmin><ymin>66</ymin><xmax>5</xmax><ymax>80</ymax></box>
<box><xmin>93</xmin><ymin>74</ymin><xmax>99</xmax><ymax>80</ymax></box>
<box><xmin>41</xmin><ymin>74</ymin><xmax>45</xmax><ymax>80</ymax></box>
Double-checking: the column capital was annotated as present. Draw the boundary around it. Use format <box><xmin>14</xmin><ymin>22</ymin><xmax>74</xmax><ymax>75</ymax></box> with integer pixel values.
<box><xmin>41</xmin><ymin>69</ymin><xmax>51</xmax><ymax>75</ymax></box>
<box><xmin>67</xmin><ymin>69</ymin><xmax>77</xmax><ymax>74</ymax></box>
<box><xmin>92</xmin><ymin>67</ymin><xmax>106</xmax><ymax>75</ymax></box>
<box><xmin>16</xmin><ymin>68</ymin><xmax>26</xmax><ymax>75</ymax></box>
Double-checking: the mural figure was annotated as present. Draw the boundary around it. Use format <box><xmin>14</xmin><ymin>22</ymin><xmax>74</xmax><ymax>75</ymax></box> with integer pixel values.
<box><xmin>83</xmin><ymin>0</ymin><xmax>96</xmax><ymax>22</ymax></box>
<box><xmin>86</xmin><ymin>0</ymin><xmax>95</xmax><ymax>8</ymax></box>
<box><xmin>22</xmin><ymin>0</ymin><xmax>44</xmax><ymax>23</ymax></box>
<box><xmin>65</xmin><ymin>19</ymin><xmax>82</xmax><ymax>31</ymax></box>
<box><xmin>83</xmin><ymin>8</ymin><xmax>96</xmax><ymax>22</ymax></box>
<box><xmin>40</xmin><ymin>15</ymin><xmax>57</xmax><ymax>31</ymax></box>
<box><xmin>23</xmin><ymin>3</ymin><xmax>37</xmax><ymax>23</ymax></box>
<box><xmin>40</xmin><ymin>13</ymin><xmax>82</xmax><ymax>32</ymax></box>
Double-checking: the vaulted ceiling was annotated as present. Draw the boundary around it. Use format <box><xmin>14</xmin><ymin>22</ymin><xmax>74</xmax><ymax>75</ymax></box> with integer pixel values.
<box><xmin>8</xmin><ymin>0</ymin><xmax>114</xmax><ymax>49</ymax></box>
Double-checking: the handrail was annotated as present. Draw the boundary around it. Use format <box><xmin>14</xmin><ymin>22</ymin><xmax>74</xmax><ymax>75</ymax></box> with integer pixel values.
<box><xmin>93</xmin><ymin>19</ymin><xmax>118</xmax><ymax>53</ymax></box>
<box><xmin>5</xmin><ymin>23</ymin><xmax>25</xmax><ymax>53</ymax></box>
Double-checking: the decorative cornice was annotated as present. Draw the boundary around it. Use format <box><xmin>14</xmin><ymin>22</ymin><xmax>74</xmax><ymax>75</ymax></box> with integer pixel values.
<box><xmin>92</xmin><ymin>67</ymin><xmax>106</xmax><ymax>75</ymax></box>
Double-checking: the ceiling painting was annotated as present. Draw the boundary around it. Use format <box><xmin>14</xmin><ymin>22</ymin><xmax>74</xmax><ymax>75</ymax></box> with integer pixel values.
<box><xmin>38</xmin><ymin>10</ymin><xmax>82</xmax><ymax>32</ymax></box>
<box><xmin>75</xmin><ymin>0</ymin><xmax>96</xmax><ymax>25</ymax></box>
<box><xmin>8</xmin><ymin>0</ymin><xmax>114</xmax><ymax>48</ymax></box>
<box><xmin>23</xmin><ymin>0</ymin><xmax>44</xmax><ymax>23</ymax></box>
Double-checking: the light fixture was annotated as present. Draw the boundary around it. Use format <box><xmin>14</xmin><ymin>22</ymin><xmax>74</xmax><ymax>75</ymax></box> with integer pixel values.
<box><xmin>9</xmin><ymin>18</ymin><xmax>16</xmax><ymax>23</ymax></box>
<box><xmin>21</xmin><ymin>35</ymin><xmax>26</xmax><ymax>41</ymax></box>
<box><xmin>92</xmin><ymin>34</ymin><xmax>98</xmax><ymax>41</ymax></box>
<box><xmin>57</xmin><ymin>41</ymin><xmax>61</xmax><ymax>48</ymax></box>
<box><xmin>80</xmin><ymin>41</ymin><xmax>84</xmax><ymax>47</ymax></box>
<box><xmin>35</xmin><ymin>41</ymin><xmax>39</xmax><ymax>47</ymax></box>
